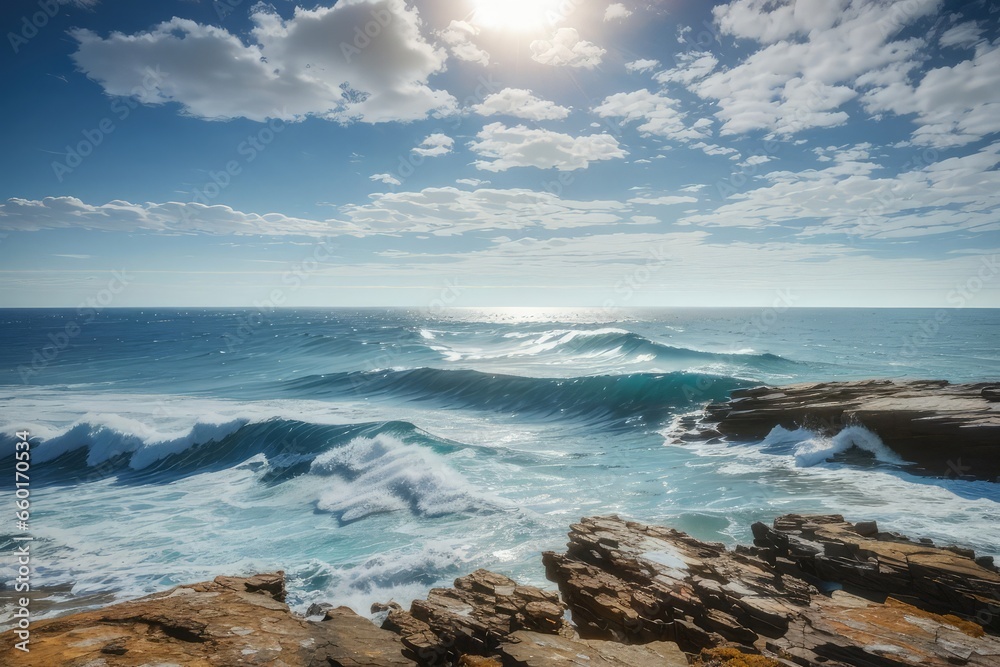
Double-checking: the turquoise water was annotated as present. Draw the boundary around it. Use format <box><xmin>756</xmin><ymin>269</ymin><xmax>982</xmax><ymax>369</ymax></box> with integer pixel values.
<box><xmin>1</xmin><ymin>307</ymin><xmax>998</xmax><ymax>622</ymax></box>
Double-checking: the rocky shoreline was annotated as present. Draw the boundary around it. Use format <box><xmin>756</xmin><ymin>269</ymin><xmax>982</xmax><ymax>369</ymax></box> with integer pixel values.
<box><xmin>687</xmin><ymin>379</ymin><xmax>1000</xmax><ymax>481</ymax></box>
<box><xmin>4</xmin><ymin>513</ymin><xmax>999</xmax><ymax>666</ymax></box>
<box><xmin>4</xmin><ymin>379</ymin><xmax>999</xmax><ymax>666</ymax></box>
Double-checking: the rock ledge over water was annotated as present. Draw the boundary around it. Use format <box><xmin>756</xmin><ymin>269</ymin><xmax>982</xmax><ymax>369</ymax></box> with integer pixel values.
<box><xmin>695</xmin><ymin>379</ymin><xmax>1000</xmax><ymax>480</ymax></box>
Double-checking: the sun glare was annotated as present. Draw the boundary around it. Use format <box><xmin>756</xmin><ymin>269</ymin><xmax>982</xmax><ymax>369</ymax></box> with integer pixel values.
<box><xmin>471</xmin><ymin>0</ymin><xmax>564</xmax><ymax>32</ymax></box>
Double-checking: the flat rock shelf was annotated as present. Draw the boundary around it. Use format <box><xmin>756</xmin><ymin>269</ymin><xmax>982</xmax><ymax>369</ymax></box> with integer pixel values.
<box><xmin>678</xmin><ymin>379</ymin><xmax>1000</xmax><ymax>481</ymax></box>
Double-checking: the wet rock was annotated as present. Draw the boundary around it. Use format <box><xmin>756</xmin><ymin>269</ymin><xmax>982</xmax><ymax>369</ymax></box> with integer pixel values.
<box><xmin>544</xmin><ymin>515</ymin><xmax>1000</xmax><ymax>666</ymax></box>
<box><xmin>701</xmin><ymin>379</ymin><xmax>1000</xmax><ymax>480</ymax></box>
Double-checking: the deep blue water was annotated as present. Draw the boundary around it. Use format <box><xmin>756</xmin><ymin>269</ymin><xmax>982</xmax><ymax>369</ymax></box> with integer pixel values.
<box><xmin>1</xmin><ymin>307</ymin><xmax>998</xmax><ymax>623</ymax></box>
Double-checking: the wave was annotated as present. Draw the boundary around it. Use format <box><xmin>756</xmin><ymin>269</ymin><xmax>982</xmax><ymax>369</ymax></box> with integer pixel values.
<box><xmin>759</xmin><ymin>425</ymin><xmax>908</xmax><ymax>468</ymax></box>
<box><xmin>311</xmin><ymin>433</ymin><xmax>498</xmax><ymax>523</ymax></box>
<box><xmin>2</xmin><ymin>417</ymin><xmax>495</xmax><ymax>523</ymax></box>
<box><xmin>3</xmin><ymin>417</ymin><xmax>456</xmax><ymax>474</ymax></box>
<box><xmin>283</xmin><ymin>368</ymin><xmax>750</xmax><ymax>424</ymax></box>
<box><xmin>432</xmin><ymin>328</ymin><xmax>794</xmax><ymax>368</ymax></box>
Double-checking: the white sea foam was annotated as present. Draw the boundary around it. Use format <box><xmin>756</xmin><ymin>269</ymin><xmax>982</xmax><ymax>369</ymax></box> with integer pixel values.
<box><xmin>31</xmin><ymin>414</ymin><xmax>249</xmax><ymax>469</ymax></box>
<box><xmin>311</xmin><ymin>434</ymin><xmax>497</xmax><ymax>521</ymax></box>
<box><xmin>759</xmin><ymin>425</ymin><xmax>907</xmax><ymax>467</ymax></box>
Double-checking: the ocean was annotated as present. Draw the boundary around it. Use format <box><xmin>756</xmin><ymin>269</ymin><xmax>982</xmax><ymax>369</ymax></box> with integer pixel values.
<box><xmin>1</xmin><ymin>307</ymin><xmax>998</xmax><ymax>624</ymax></box>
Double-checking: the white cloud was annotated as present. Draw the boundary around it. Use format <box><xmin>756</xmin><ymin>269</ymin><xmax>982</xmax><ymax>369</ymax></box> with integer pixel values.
<box><xmin>473</xmin><ymin>88</ymin><xmax>571</xmax><ymax>121</ymax></box>
<box><xmin>440</xmin><ymin>19</ymin><xmax>490</xmax><ymax>65</ymax></box>
<box><xmin>740</xmin><ymin>154</ymin><xmax>774</xmax><ymax>166</ymax></box>
<box><xmin>469</xmin><ymin>123</ymin><xmax>627</xmax><ymax>172</ymax></box>
<box><xmin>629</xmin><ymin>195</ymin><xmax>698</xmax><ymax>205</ymax></box>
<box><xmin>939</xmin><ymin>21</ymin><xmax>982</xmax><ymax>49</ymax></box>
<box><xmin>341</xmin><ymin>187</ymin><xmax>630</xmax><ymax>234</ymax></box>
<box><xmin>680</xmin><ymin>142</ymin><xmax>1000</xmax><ymax>239</ymax></box>
<box><xmin>691</xmin><ymin>142</ymin><xmax>738</xmax><ymax>156</ymax></box>
<box><xmin>531</xmin><ymin>28</ymin><xmax>605</xmax><ymax>69</ymax></box>
<box><xmin>413</xmin><ymin>133</ymin><xmax>455</xmax><ymax>157</ymax></box>
<box><xmin>456</xmin><ymin>178</ymin><xmax>490</xmax><ymax>186</ymax></box>
<box><xmin>370</xmin><ymin>173</ymin><xmax>402</xmax><ymax>186</ymax></box>
<box><xmin>594</xmin><ymin>89</ymin><xmax>707</xmax><ymax>142</ymax></box>
<box><xmin>625</xmin><ymin>59</ymin><xmax>660</xmax><ymax>74</ymax></box>
<box><xmin>695</xmin><ymin>0</ymin><xmax>940</xmax><ymax>136</ymax></box>
<box><xmin>70</xmin><ymin>0</ymin><xmax>456</xmax><ymax>123</ymax></box>
<box><xmin>604</xmin><ymin>3</ymin><xmax>633</xmax><ymax>21</ymax></box>
<box><xmin>0</xmin><ymin>197</ymin><xmax>352</xmax><ymax>236</ymax></box>
<box><xmin>861</xmin><ymin>42</ymin><xmax>1000</xmax><ymax>148</ymax></box>
<box><xmin>363</xmin><ymin>230</ymin><xmax>985</xmax><ymax>307</ymax></box>
<box><xmin>654</xmin><ymin>51</ymin><xmax>718</xmax><ymax>85</ymax></box>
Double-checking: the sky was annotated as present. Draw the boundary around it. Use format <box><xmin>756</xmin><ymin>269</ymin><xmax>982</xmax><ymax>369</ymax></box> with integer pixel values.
<box><xmin>0</xmin><ymin>0</ymin><xmax>999</xmax><ymax>308</ymax></box>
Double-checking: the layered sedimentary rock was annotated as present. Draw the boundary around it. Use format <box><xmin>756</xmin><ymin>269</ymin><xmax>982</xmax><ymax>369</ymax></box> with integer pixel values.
<box><xmin>698</xmin><ymin>380</ymin><xmax>1000</xmax><ymax>480</ymax></box>
<box><xmin>376</xmin><ymin>567</ymin><xmax>689</xmax><ymax>667</ymax></box>
<box><xmin>380</xmin><ymin>568</ymin><xmax>573</xmax><ymax>665</ymax></box>
<box><xmin>4</xmin><ymin>514</ymin><xmax>998</xmax><ymax>666</ymax></box>
<box><xmin>0</xmin><ymin>572</ymin><xmax>411</xmax><ymax>666</ymax></box>
<box><xmin>542</xmin><ymin>515</ymin><xmax>1000</xmax><ymax>666</ymax></box>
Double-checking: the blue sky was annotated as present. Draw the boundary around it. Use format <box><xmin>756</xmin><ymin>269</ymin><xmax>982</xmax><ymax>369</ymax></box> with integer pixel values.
<box><xmin>1</xmin><ymin>0</ymin><xmax>998</xmax><ymax>307</ymax></box>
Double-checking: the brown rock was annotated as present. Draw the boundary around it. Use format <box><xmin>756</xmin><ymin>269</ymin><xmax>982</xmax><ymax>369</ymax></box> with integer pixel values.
<box><xmin>380</xmin><ymin>569</ymin><xmax>572</xmax><ymax>665</ymax></box>
<box><xmin>700</xmin><ymin>379</ymin><xmax>1000</xmax><ymax>480</ymax></box>
<box><xmin>0</xmin><ymin>572</ymin><xmax>412</xmax><ymax>666</ymax></box>
<box><xmin>753</xmin><ymin>513</ymin><xmax>1000</xmax><ymax>633</ymax></box>
<box><xmin>500</xmin><ymin>630</ymin><xmax>688</xmax><ymax>666</ymax></box>
<box><xmin>544</xmin><ymin>515</ymin><xmax>1000</xmax><ymax>666</ymax></box>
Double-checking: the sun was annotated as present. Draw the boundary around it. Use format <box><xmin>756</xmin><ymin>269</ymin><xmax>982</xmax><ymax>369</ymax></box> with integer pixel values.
<box><xmin>471</xmin><ymin>0</ymin><xmax>564</xmax><ymax>32</ymax></box>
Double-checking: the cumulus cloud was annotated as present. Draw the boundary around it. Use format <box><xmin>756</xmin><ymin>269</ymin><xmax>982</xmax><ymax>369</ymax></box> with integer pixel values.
<box><xmin>370</xmin><ymin>173</ymin><xmax>402</xmax><ymax>186</ymax></box>
<box><xmin>861</xmin><ymin>42</ymin><xmax>1000</xmax><ymax>147</ymax></box>
<box><xmin>439</xmin><ymin>19</ymin><xmax>490</xmax><ymax>65</ymax></box>
<box><xmin>472</xmin><ymin>88</ymin><xmax>571</xmax><ymax>121</ymax></box>
<box><xmin>468</xmin><ymin>123</ymin><xmax>627</xmax><ymax>172</ymax></box>
<box><xmin>625</xmin><ymin>59</ymin><xmax>660</xmax><ymax>74</ymax></box>
<box><xmin>594</xmin><ymin>89</ymin><xmax>707</xmax><ymax>142</ymax></box>
<box><xmin>70</xmin><ymin>0</ymin><xmax>455</xmax><ymax>123</ymax></box>
<box><xmin>413</xmin><ymin>133</ymin><xmax>455</xmax><ymax>157</ymax></box>
<box><xmin>531</xmin><ymin>28</ymin><xmax>605</xmax><ymax>68</ymax></box>
<box><xmin>456</xmin><ymin>178</ymin><xmax>490</xmax><ymax>186</ymax></box>
<box><xmin>694</xmin><ymin>0</ymin><xmax>940</xmax><ymax>136</ymax></box>
<box><xmin>0</xmin><ymin>197</ymin><xmax>352</xmax><ymax>236</ymax></box>
<box><xmin>604</xmin><ymin>3</ymin><xmax>633</xmax><ymax>21</ymax></box>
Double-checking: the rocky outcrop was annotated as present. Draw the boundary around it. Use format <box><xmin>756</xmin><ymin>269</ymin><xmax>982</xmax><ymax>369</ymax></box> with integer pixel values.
<box><xmin>500</xmin><ymin>630</ymin><xmax>688</xmax><ymax>666</ymax></box>
<box><xmin>4</xmin><ymin>514</ymin><xmax>997</xmax><ymax>667</ymax></box>
<box><xmin>0</xmin><ymin>572</ymin><xmax>411</xmax><ymax>666</ymax></box>
<box><xmin>376</xmin><ymin>567</ymin><xmax>689</xmax><ymax>666</ymax></box>
<box><xmin>380</xmin><ymin>568</ymin><xmax>573</xmax><ymax>665</ymax></box>
<box><xmin>751</xmin><ymin>514</ymin><xmax>1000</xmax><ymax>634</ymax></box>
<box><xmin>542</xmin><ymin>515</ymin><xmax>1000</xmax><ymax>666</ymax></box>
<box><xmin>696</xmin><ymin>380</ymin><xmax>1000</xmax><ymax>480</ymax></box>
